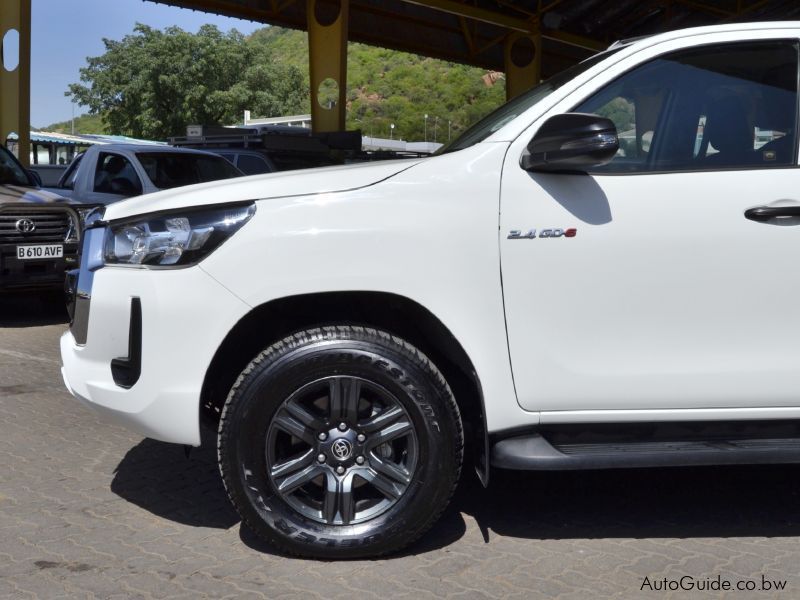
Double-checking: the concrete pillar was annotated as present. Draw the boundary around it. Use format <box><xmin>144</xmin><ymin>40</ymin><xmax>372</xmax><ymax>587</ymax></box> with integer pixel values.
<box><xmin>307</xmin><ymin>0</ymin><xmax>349</xmax><ymax>133</ymax></box>
<box><xmin>1</xmin><ymin>0</ymin><xmax>31</xmax><ymax>166</ymax></box>
<box><xmin>504</xmin><ymin>31</ymin><xmax>541</xmax><ymax>101</ymax></box>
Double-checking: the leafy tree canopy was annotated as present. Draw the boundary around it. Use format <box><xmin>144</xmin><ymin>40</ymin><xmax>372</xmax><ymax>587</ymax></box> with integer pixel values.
<box><xmin>68</xmin><ymin>24</ymin><xmax>508</xmax><ymax>143</ymax></box>
<box><xmin>67</xmin><ymin>24</ymin><xmax>308</xmax><ymax>140</ymax></box>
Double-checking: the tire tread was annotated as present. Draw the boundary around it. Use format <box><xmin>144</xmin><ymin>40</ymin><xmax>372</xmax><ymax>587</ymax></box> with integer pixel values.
<box><xmin>217</xmin><ymin>325</ymin><xmax>463</xmax><ymax>558</ymax></box>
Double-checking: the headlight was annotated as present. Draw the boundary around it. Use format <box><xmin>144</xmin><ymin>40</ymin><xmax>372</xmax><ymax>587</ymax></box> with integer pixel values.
<box><xmin>104</xmin><ymin>202</ymin><xmax>255</xmax><ymax>267</ymax></box>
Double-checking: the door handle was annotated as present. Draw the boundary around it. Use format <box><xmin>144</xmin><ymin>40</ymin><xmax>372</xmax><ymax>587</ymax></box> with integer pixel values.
<box><xmin>744</xmin><ymin>205</ymin><xmax>800</xmax><ymax>222</ymax></box>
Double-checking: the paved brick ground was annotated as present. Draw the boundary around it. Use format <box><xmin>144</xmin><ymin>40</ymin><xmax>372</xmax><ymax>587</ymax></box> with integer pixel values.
<box><xmin>2</xmin><ymin>295</ymin><xmax>800</xmax><ymax>598</ymax></box>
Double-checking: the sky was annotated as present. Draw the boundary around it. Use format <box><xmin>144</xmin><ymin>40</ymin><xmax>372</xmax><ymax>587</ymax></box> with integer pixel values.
<box><xmin>30</xmin><ymin>0</ymin><xmax>265</xmax><ymax>127</ymax></box>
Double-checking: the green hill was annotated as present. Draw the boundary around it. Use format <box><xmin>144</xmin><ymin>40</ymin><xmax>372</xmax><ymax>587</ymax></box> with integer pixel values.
<box><xmin>53</xmin><ymin>27</ymin><xmax>506</xmax><ymax>142</ymax></box>
<box><xmin>40</xmin><ymin>113</ymin><xmax>108</xmax><ymax>135</ymax></box>
<box><xmin>249</xmin><ymin>27</ymin><xmax>506</xmax><ymax>142</ymax></box>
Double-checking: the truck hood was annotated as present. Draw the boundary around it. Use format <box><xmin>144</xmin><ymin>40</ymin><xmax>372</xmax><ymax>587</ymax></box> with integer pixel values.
<box><xmin>0</xmin><ymin>185</ymin><xmax>75</xmax><ymax>205</ymax></box>
<box><xmin>103</xmin><ymin>158</ymin><xmax>425</xmax><ymax>221</ymax></box>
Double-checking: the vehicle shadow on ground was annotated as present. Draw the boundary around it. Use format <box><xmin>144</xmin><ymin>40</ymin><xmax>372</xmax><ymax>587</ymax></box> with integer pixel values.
<box><xmin>111</xmin><ymin>436</ymin><xmax>241</xmax><ymax>531</ymax></box>
<box><xmin>463</xmin><ymin>464</ymin><xmax>800</xmax><ymax>541</ymax></box>
<box><xmin>112</xmin><ymin>436</ymin><xmax>800</xmax><ymax>557</ymax></box>
<box><xmin>111</xmin><ymin>434</ymin><xmax>467</xmax><ymax>557</ymax></box>
<box><xmin>0</xmin><ymin>295</ymin><xmax>68</xmax><ymax>327</ymax></box>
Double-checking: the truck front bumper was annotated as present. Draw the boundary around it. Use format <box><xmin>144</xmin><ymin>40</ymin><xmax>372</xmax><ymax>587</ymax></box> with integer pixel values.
<box><xmin>60</xmin><ymin>253</ymin><xmax>251</xmax><ymax>446</ymax></box>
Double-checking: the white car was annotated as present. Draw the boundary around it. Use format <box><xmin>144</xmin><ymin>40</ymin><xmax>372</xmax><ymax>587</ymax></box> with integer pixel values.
<box><xmin>61</xmin><ymin>22</ymin><xmax>800</xmax><ymax>558</ymax></box>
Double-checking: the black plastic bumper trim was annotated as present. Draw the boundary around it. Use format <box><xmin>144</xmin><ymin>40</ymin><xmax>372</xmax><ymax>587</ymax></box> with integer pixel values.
<box><xmin>111</xmin><ymin>297</ymin><xmax>142</xmax><ymax>389</ymax></box>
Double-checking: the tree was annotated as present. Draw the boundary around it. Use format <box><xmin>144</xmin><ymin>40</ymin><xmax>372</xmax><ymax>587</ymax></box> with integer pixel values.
<box><xmin>67</xmin><ymin>24</ymin><xmax>308</xmax><ymax>140</ymax></box>
<box><xmin>250</xmin><ymin>27</ymin><xmax>507</xmax><ymax>142</ymax></box>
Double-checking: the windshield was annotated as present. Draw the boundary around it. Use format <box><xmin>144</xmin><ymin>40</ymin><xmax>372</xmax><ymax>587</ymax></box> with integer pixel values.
<box><xmin>0</xmin><ymin>145</ymin><xmax>33</xmax><ymax>186</ymax></box>
<box><xmin>439</xmin><ymin>48</ymin><xmax>621</xmax><ymax>153</ymax></box>
<box><xmin>138</xmin><ymin>152</ymin><xmax>243</xmax><ymax>190</ymax></box>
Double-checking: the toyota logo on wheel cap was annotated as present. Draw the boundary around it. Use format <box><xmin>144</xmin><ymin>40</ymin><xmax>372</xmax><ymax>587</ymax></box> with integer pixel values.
<box><xmin>15</xmin><ymin>219</ymin><xmax>36</xmax><ymax>233</ymax></box>
<box><xmin>331</xmin><ymin>439</ymin><xmax>353</xmax><ymax>461</ymax></box>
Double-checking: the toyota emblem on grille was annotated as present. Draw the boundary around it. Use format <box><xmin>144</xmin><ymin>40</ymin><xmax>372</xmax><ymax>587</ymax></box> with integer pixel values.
<box><xmin>15</xmin><ymin>219</ymin><xmax>36</xmax><ymax>233</ymax></box>
<box><xmin>332</xmin><ymin>439</ymin><xmax>353</xmax><ymax>461</ymax></box>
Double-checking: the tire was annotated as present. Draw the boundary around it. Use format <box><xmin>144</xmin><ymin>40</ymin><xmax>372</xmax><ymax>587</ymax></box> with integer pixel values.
<box><xmin>217</xmin><ymin>325</ymin><xmax>463</xmax><ymax>558</ymax></box>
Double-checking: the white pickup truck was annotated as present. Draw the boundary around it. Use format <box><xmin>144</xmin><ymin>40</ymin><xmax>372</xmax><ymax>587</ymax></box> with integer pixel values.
<box><xmin>61</xmin><ymin>22</ymin><xmax>800</xmax><ymax>558</ymax></box>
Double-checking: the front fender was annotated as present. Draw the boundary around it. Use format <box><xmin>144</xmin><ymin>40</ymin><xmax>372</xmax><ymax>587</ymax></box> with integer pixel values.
<box><xmin>199</xmin><ymin>143</ymin><xmax>536</xmax><ymax>436</ymax></box>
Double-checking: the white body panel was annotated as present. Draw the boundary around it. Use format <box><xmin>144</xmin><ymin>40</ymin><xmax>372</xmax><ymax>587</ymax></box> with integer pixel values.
<box><xmin>60</xmin><ymin>265</ymin><xmax>250</xmax><ymax>445</ymax></box>
<box><xmin>60</xmin><ymin>22</ymin><xmax>800</xmax><ymax>447</ymax></box>
<box><xmin>103</xmin><ymin>158</ymin><xmax>424</xmax><ymax>220</ymax></box>
<box><xmin>500</xmin><ymin>25</ymin><xmax>800</xmax><ymax>416</ymax></box>
<box><xmin>200</xmin><ymin>144</ymin><xmax>523</xmax><ymax>432</ymax></box>
<box><xmin>502</xmin><ymin>169</ymin><xmax>800</xmax><ymax>412</ymax></box>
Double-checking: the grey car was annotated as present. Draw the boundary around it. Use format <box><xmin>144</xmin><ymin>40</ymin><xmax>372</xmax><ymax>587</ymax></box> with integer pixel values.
<box><xmin>45</xmin><ymin>144</ymin><xmax>244</xmax><ymax>205</ymax></box>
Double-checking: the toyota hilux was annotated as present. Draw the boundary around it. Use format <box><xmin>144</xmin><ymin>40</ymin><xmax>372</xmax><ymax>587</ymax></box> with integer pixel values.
<box><xmin>61</xmin><ymin>22</ymin><xmax>800</xmax><ymax>558</ymax></box>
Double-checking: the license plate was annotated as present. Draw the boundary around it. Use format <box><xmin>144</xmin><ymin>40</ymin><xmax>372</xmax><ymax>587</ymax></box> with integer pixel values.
<box><xmin>16</xmin><ymin>244</ymin><xmax>64</xmax><ymax>260</ymax></box>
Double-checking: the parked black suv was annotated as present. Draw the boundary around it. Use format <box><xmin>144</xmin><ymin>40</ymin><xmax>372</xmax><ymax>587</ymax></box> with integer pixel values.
<box><xmin>0</xmin><ymin>144</ymin><xmax>81</xmax><ymax>294</ymax></box>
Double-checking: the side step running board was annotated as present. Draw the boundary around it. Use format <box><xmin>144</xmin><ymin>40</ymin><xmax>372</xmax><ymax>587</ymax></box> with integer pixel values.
<box><xmin>491</xmin><ymin>433</ymin><xmax>800</xmax><ymax>471</ymax></box>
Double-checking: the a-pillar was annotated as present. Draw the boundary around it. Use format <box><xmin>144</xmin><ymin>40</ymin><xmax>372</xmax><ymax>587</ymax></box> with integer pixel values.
<box><xmin>504</xmin><ymin>31</ymin><xmax>541</xmax><ymax>101</ymax></box>
<box><xmin>1</xmin><ymin>0</ymin><xmax>31</xmax><ymax>166</ymax></box>
<box><xmin>307</xmin><ymin>0</ymin><xmax>349</xmax><ymax>133</ymax></box>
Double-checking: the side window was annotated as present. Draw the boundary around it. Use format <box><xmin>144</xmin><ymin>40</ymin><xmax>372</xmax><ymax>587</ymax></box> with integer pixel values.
<box><xmin>574</xmin><ymin>41</ymin><xmax>799</xmax><ymax>173</ymax></box>
<box><xmin>238</xmin><ymin>154</ymin><xmax>274</xmax><ymax>175</ymax></box>
<box><xmin>94</xmin><ymin>153</ymin><xmax>143</xmax><ymax>196</ymax></box>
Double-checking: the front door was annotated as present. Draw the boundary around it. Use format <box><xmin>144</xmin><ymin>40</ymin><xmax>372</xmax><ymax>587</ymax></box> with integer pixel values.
<box><xmin>501</xmin><ymin>38</ymin><xmax>800</xmax><ymax>413</ymax></box>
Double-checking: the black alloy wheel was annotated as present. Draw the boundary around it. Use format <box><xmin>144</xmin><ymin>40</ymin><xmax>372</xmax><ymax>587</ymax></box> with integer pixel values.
<box><xmin>218</xmin><ymin>326</ymin><xmax>463</xmax><ymax>558</ymax></box>
<box><xmin>265</xmin><ymin>375</ymin><xmax>419</xmax><ymax>526</ymax></box>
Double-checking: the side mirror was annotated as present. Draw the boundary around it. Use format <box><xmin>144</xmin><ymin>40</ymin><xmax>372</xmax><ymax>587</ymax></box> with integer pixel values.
<box><xmin>521</xmin><ymin>113</ymin><xmax>619</xmax><ymax>173</ymax></box>
<box><xmin>27</xmin><ymin>169</ymin><xmax>42</xmax><ymax>187</ymax></box>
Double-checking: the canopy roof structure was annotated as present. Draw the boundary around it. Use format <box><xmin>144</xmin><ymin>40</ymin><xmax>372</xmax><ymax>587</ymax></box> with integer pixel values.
<box><xmin>146</xmin><ymin>0</ymin><xmax>800</xmax><ymax>77</ymax></box>
<box><xmin>3</xmin><ymin>0</ymin><xmax>799</xmax><ymax>166</ymax></box>
<box><xmin>142</xmin><ymin>0</ymin><xmax>800</xmax><ymax>135</ymax></box>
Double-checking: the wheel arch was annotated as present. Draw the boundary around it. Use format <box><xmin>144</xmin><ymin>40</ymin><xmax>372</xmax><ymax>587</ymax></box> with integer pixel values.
<box><xmin>200</xmin><ymin>291</ymin><xmax>489</xmax><ymax>485</ymax></box>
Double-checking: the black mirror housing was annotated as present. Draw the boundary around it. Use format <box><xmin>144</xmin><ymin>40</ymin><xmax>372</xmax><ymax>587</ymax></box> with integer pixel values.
<box><xmin>521</xmin><ymin>112</ymin><xmax>619</xmax><ymax>173</ymax></box>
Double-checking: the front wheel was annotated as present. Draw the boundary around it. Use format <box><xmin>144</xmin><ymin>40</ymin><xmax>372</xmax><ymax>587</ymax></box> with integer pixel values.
<box><xmin>217</xmin><ymin>326</ymin><xmax>464</xmax><ymax>558</ymax></box>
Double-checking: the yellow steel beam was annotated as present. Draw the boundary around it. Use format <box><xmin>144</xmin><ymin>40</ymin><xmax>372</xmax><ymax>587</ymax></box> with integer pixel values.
<box><xmin>307</xmin><ymin>0</ymin><xmax>349</xmax><ymax>132</ymax></box>
<box><xmin>505</xmin><ymin>31</ymin><xmax>541</xmax><ymax>100</ymax></box>
<box><xmin>543</xmin><ymin>29</ymin><xmax>607</xmax><ymax>51</ymax></box>
<box><xmin>0</xmin><ymin>0</ymin><xmax>31</xmax><ymax>166</ymax></box>
<box><xmin>278</xmin><ymin>0</ymin><xmax>299</xmax><ymax>12</ymax></box>
<box><xmin>476</xmin><ymin>32</ymin><xmax>508</xmax><ymax>57</ymax></box>
<box><xmin>458</xmin><ymin>16</ymin><xmax>476</xmax><ymax>57</ymax></box>
<box><xmin>352</xmin><ymin>2</ymin><xmax>465</xmax><ymax>37</ymax></box>
<box><xmin>400</xmin><ymin>0</ymin><xmax>536</xmax><ymax>34</ymax></box>
<box><xmin>491</xmin><ymin>0</ymin><xmax>537</xmax><ymax>19</ymax></box>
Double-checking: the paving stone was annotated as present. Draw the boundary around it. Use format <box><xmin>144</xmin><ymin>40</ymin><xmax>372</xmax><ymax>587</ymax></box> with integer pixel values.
<box><xmin>3</xmin><ymin>297</ymin><xmax>800</xmax><ymax>598</ymax></box>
